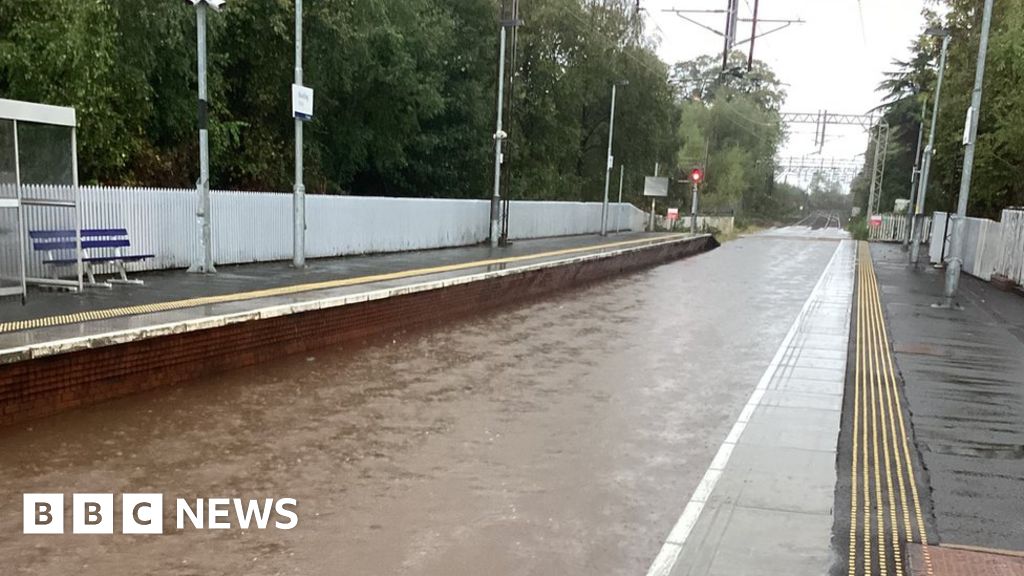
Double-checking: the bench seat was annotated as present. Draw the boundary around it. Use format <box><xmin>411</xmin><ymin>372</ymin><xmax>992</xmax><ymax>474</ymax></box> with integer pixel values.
<box><xmin>43</xmin><ymin>254</ymin><xmax>155</xmax><ymax>266</ymax></box>
<box><xmin>30</xmin><ymin>228</ymin><xmax>154</xmax><ymax>286</ymax></box>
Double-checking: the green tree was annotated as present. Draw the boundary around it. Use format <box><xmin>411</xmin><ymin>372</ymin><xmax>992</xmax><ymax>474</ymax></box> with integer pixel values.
<box><xmin>672</xmin><ymin>52</ymin><xmax>784</xmax><ymax>216</ymax></box>
<box><xmin>853</xmin><ymin>0</ymin><xmax>1024</xmax><ymax>219</ymax></box>
<box><xmin>0</xmin><ymin>0</ymin><xmax>684</xmax><ymax>204</ymax></box>
<box><xmin>0</xmin><ymin>0</ymin><xmax>129</xmax><ymax>182</ymax></box>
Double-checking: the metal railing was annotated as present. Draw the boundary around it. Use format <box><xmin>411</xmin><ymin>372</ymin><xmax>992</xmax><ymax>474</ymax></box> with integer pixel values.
<box><xmin>1</xmin><ymin>184</ymin><xmax>82</xmax><ymax>291</ymax></box>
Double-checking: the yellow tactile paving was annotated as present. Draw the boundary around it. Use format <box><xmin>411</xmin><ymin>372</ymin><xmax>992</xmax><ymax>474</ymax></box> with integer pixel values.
<box><xmin>0</xmin><ymin>235</ymin><xmax>688</xmax><ymax>336</ymax></box>
<box><xmin>849</xmin><ymin>241</ymin><xmax>933</xmax><ymax>575</ymax></box>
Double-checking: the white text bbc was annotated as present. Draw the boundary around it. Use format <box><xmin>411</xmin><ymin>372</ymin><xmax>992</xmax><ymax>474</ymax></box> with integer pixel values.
<box><xmin>23</xmin><ymin>494</ymin><xmax>298</xmax><ymax>534</ymax></box>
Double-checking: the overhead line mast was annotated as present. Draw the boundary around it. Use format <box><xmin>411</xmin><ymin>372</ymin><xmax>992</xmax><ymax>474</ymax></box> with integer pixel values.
<box><xmin>662</xmin><ymin>0</ymin><xmax>802</xmax><ymax>70</ymax></box>
<box><xmin>778</xmin><ymin>112</ymin><xmax>891</xmax><ymax>217</ymax></box>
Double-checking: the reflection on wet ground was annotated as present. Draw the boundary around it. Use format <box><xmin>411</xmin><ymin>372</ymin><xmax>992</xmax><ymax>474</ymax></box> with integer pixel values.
<box><xmin>871</xmin><ymin>244</ymin><xmax>1024</xmax><ymax>553</ymax></box>
<box><xmin>0</xmin><ymin>236</ymin><xmax>836</xmax><ymax>576</ymax></box>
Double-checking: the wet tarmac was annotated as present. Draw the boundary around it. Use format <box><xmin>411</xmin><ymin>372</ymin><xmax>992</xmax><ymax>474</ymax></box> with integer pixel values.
<box><xmin>1</xmin><ymin>233</ymin><xmax>663</xmax><ymax>326</ymax></box>
<box><xmin>869</xmin><ymin>243</ymin><xmax>1024</xmax><ymax>554</ymax></box>
<box><xmin>0</xmin><ymin>235</ymin><xmax>838</xmax><ymax>576</ymax></box>
<box><xmin>831</xmin><ymin>242</ymin><xmax>938</xmax><ymax>576</ymax></box>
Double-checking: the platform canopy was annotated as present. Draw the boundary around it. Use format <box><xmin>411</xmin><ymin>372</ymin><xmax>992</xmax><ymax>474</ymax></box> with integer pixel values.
<box><xmin>0</xmin><ymin>98</ymin><xmax>82</xmax><ymax>300</ymax></box>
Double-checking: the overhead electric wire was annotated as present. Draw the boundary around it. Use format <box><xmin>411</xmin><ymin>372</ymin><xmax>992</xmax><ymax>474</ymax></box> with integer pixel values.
<box><xmin>855</xmin><ymin>0</ymin><xmax>867</xmax><ymax>45</ymax></box>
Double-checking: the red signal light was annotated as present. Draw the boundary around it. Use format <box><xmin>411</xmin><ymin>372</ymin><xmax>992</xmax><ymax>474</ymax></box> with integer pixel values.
<box><xmin>690</xmin><ymin>168</ymin><xmax>703</xmax><ymax>184</ymax></box>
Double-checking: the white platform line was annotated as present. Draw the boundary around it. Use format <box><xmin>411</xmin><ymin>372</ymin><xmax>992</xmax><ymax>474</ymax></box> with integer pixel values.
<box><xmin>644</xmin><ymin>240</ymin><xmax>851</xmax><ymax>576</ymax></box>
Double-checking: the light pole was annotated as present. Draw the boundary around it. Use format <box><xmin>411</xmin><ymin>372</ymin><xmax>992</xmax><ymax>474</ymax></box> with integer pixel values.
<box><xmin>905</xmin><ymin>99</ymin><xmax>926</xmax><ymax>249</ymax></box>
<box><xmin>185</xmin><ymin>0</ymin><xmax>225</xmax><ymax>274</ymax></box>
<box><xmin>911</xmin><ymin>28</ymin><xmax>950</xmax><ymax>265</ymax></box>
<box><xmin>942</xmin><ymin>0</ymin><xmax>994</xmax><ymax>307</ymax></box>
<box><xmin>292</xmin><ymin>0</ymin><xmax>306</xmax><ymax>268</ymax></box>
<box><xmin>490</xmin><ymin>17</ymin><xmax>522</xmax><ymax>248</ymax></box>
<box><xmin>601</xmin><ymin>80</ymin><xmax>628</xmax><ymax>236</ymax></box>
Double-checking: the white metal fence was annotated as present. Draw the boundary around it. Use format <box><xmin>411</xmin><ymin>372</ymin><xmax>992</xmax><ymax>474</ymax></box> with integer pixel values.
<box><xmin>929</xmin><ymin>212</ymin><xmax>951</xmax><ymax>265</ymax></box>
<box><xmin>994</xmin><ymin>209</ymin><xmax>1024</xmax><ymax>284</ymax></box>
<box><xmin>929</xmin><ymin>212</ymin><xmax>1006</xmax><ymax>281</ymax></box>
<box><xmin>11</xmin><ymin>186</ymin><xmax>648</xmax><ymax>277</ymax></box>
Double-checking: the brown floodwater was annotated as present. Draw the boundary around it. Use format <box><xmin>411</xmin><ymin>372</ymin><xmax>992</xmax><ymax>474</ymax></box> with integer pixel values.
<box><xmin>0</xmin><ymin>236</ymin><xmax>836</xmax><ymax>576</ymax></box>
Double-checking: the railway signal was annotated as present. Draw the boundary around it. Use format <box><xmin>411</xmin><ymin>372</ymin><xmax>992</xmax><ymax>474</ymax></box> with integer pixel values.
<box><xmin>689</xmin><ymin>168</ymin><xmax>703</xmax><ymax>234</ymax></box>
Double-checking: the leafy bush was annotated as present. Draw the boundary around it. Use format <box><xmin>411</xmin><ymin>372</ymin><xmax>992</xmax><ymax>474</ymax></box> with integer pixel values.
<box><xmin>847</xmin><ymin>217</ymin><xmax>869</xmax><ymax>241</ymax></box>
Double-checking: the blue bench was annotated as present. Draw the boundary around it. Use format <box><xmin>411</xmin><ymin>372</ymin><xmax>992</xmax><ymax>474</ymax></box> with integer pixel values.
<box><xmin>29</xmin><ymin>228</ymin><xmax>154</xmax><ymax>286</ymax></box>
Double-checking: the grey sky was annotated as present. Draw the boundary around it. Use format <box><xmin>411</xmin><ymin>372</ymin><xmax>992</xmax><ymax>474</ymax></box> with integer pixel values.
<box><xmin>645</xmin><ymin>0</ymin><xmax>927</xmax><ymax>162</ymax></box>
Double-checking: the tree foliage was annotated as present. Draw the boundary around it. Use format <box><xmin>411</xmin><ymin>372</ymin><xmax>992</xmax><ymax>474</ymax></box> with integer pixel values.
<box><xmin>671</xmin><ymin>52</ymin><xmax>785</xmax><ymax>216</ymax></box>
<box><xmin>853</xmin><ymin>0</ymin><xmax>1024</xmax><ymax>219</ymax></box>
<box><xmin>0</xmin><ymin>0</ymin><xmax>681</xmax><ymax>203</ymax></box>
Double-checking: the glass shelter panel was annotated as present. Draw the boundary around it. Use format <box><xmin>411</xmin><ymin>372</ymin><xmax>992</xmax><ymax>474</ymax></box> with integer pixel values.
<box><xmin>17</xmin><ymin>122</ymin><xmax>73</xmax><ymax>186</ymax></box>
<box><xmin>0</xmin><ymin>119</ymin><xmax>23</xmax><ymax>297</ymax></box>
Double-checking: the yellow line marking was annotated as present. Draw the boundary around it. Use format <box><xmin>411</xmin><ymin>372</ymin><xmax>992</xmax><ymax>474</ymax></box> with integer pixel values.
<box><xmin>864</xmin><ymin>243</ymin><xmax>937</xmax><ymax>569</ymax></box>
<box><xmin>865</xmin><ymin>243</ymin><xmax>889</xmax><ymax>574</ymax></box>
<box><xmin>848</xmin><ymin>244</ymin><xmax>861</xmax><ymax>576</ymax></box>
<box><xmin>856</xmin><ymin>240</ymin><xmax>937</xmax><ymax>573</ymax></box>
<box><xmin>871</xmin><ymin>247</ymin><xmax>910</xmax><ymax>572</ymax></box>
<box><xmin>868</xmin><ymin>249</ymin><xmax>888</xmax><ymax>576</ymax></box>
<box><xmin>0</xmin><ymin>235</ymin><xmax>690</xmax><ymax>335</ymax></box>
<box><xmin>862</xmin><ymin>245</ymin><xmax>873</xmax><ymax>575</ymax></box>
<box><xmin>866</xmin><ymin>244</ymin><xmax>903</xmax><ymax>576</ymax></box>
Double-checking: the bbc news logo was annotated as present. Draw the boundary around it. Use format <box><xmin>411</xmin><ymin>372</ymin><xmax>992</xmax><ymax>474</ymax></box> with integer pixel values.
<box><xmin>23</xmin><ymin>494</ymin><xmax>298</xmax><ymax>534</ymax></box>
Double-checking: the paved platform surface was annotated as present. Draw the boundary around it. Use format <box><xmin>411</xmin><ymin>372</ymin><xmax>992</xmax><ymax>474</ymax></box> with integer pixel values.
<box><xmin>871</xmin><ymin>243</ymin><xmax>1024</xmax><ymax>554</ymax></box>
<box><xmin>648</xmin><ymin>233</ymin><xmax>854</xmax><ymax>576</ymax></box>
<box><xmin>908</xmin><ymin>544</ymin><xmax>1024</xmax><ymax>576</ymax></box>
<box><xmin>0</xmin><ymin>233</ymin><xmax>685</xmax><ymax>354</ymax></box>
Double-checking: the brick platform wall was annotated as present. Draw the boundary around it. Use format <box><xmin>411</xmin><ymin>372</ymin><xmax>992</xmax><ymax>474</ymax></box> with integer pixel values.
<box><xmin>0</xmin><ymin>237</ymin><xmax>715</xmax><ymax>426</ymax></box>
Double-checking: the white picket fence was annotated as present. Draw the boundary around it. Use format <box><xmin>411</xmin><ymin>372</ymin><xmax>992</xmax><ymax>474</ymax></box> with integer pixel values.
<box><xmin>10</xmin><ymin>186</ymin><xmax>648</xmax><ymax>277</ymax></box>
<box><xmin>868</xmin><ymin>213</ymin><xmax>933</xmax><ymax>244</ymax></box>
<box><xmin>869</xmin><ymin>213</ymin><xmax>909</xmax><ymax>242</ymax></box>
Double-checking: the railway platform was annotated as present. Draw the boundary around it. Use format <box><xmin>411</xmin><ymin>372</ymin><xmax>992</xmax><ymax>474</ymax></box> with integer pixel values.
<box><xmin>0</xmin><ymin>232</ymin><xmax>714</xmax><ymax>424</ymax></box>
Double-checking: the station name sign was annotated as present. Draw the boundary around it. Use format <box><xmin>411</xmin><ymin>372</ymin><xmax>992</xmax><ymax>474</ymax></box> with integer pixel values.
<box><xmin>292</xmin><ymin>84</ymin><xmax>314</xmax><ymax>121</ymax></box>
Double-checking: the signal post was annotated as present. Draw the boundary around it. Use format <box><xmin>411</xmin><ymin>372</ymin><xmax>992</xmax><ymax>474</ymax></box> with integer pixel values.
<box><xmin>689</xmin><ymin>168</ymin><xmax>703</xmax><ymax>234</ymax></box>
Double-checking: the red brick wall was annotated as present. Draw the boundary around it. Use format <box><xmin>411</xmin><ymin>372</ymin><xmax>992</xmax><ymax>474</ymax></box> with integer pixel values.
<box><xmin>0</xmin><ymin>238</ymin><xmax>714</xmax><ymax>425</ymax></box>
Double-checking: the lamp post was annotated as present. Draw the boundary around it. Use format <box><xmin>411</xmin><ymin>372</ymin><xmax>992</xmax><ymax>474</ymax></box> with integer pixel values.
<box><xmin>292</xmin><ymin>0</ymin><xmax>306</xmax><ymax>268</ymax></box>
<box><xmin>905</xmin><ymin>99</ymin><xmax>926</xmax><ymax>250</ymax></box>
<box><xmin>601</xmin><ymin>80</ymin><xmax>628</xmax><ymax>236</ymax></box>
<box><xmin>490</xmin><ymin>17</ymin><xmax>523</xmax><ymax>248</ymax></box>
<box><xmin>942</xmin><ymin>0</ymin><xmax>994</xmax><ymax>307</ymax></box>
<box><xmin>911</xmin><ymin>28</ymin><xmax>950</xmax><ymax>266</ymax></box>
<box><xmin>184</xmin><ymin>0</ymin><xmax>225</xmax><ymax>274</ymax></box>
